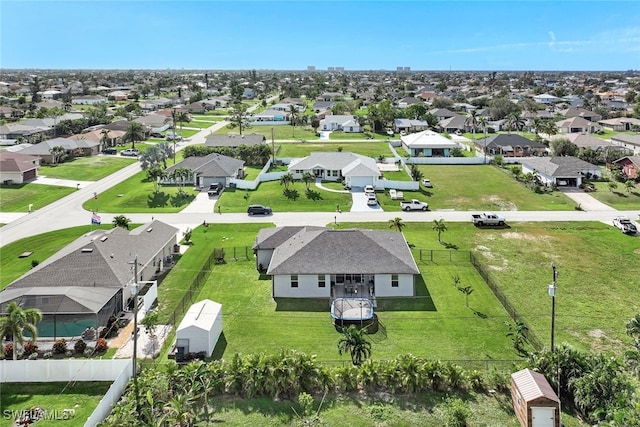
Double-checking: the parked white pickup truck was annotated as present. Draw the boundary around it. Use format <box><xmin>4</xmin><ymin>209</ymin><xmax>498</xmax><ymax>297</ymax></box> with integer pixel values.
<box><xmin>400</xmin><ymin>199</ymin><xmax>428</xmax><ymax>211</ymax></box>
<box><xmin>471</xmin><ymin>212</ymin><xmax>506</xmax><ymax>226</ymax></box>
<box><xmin>613</xmin><ymin>216</ymin><xmax>638</xmax><ymax>234</ymax></box>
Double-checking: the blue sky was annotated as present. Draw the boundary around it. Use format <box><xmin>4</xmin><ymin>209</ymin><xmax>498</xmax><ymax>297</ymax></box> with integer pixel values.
<box><xmin>1</xmin><ymin>1</ymin><xmax>639</xmax><ymax>71</ymax></box>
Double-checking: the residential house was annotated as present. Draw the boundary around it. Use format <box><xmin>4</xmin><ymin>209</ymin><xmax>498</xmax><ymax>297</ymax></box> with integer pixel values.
<box><xmin>68</xmin><ymin>129</ymin><xmax>125</xmax><ymax>148</ymax></box>
<box><xmin>611</xmin><ymin>134</ymin><xmax>640</xmax><ymax>155</ymax></box>
<box><xmin>0</xmin><ymin>220</ymin><xmax>179</xmax><ymax>338</ymax></box>
<box><xmin>250</xmin><ymin>109</ymin><xmax>290</xmax><ymax>123</ymax></box>
<box><xmin>559</xmin><ymin>107</ymin><xmax>602</xmax><ymax>122</ymax></box>
<box><xmin>242</xmin><ymin>88</ymin><xmax>256</xmax><ymax>99</ymax></box>
<box><xmin>0</xmin><ymin>106</ymin><xmax>25</xmax><ymax>120</ymax></box>
<box><xmin>599</xmin><ymin>117</ymin><xmax>640</xmax><ymax>132</ymax></box>
<box><xmin>319</xmin><ymin>115</ymin><xmax>361</xmax><ymax>133</ymax></box>
<box><xmin>393</xmin><ymin>119</ymin><xmax>430</xmax><ymax>134</ymax></box>
<box><xmin>476</xmin><ymin>134</ymin><xmax>546</xmax><ymax>157</ymax></box>
<box><xmin>71</xmin><ymin>95</ymin><xmax>107</xmax><ymax>105</ymax></box>
<box><xmin>271</xmin><ymin>103</ymin><xmax>304</xmax><ymax>113</ymax></box>
<box><xmin>134</xmin><ymin>113</ymin><xmax>173</xmax><ymax>134</ymax></box>
<box><xmin>550</xmin><ymin>133</ymin><xmax>615</xmax><ymax>151</ymax></box>
<box><xmin>522</xmin><ymin>156</ymin><xmax>601</xmax><ymax>187</ymax></box>
<box><xmin>397</xmin><ymin>97</ymin><xmax>423</xmax><ymax>109</ymax></box>
<box><xmin>429</xmin><ymin>108</ymin><xmax>457</xmax><ymax>121</ymax></box>
<box><xmin>0</xmin><ymin>123</ymin><xmax>52</xmax><ymax>144</ymax></box>
<box><xmin>612</xmin><ymin>156</ymin><xmax>640</xmax><ymax>180</ymax></box>
<box><xmin>288</xmin><ymin>152</ymin><xmax>380</xmax><ymax>188</ymax></box>
<box><xmin>312</xmin><ymin>100</ymin><xmax>337</xmax><ymax>114</ymax></box>
<box><xmin>555</xmin><ymin>116</ymin><xmax>600</xmax><ymax>134</ymax></box>
<box><xmin>401</xmin><ymin>130</ymin><xmax>460</xmax><ymax>157</ymax></box>
<box><xmin>15</xmin><ymin>137</ymin><xmax>100</xmax><ymax>164</ymax></box>
<box><xmin>163</xmin><ymin>152</ymin><xmax>245</xmax><ymax>188</ymax></box>
<box><xmin>533</xmin><ymin>93</ymin><xmax>561</xmax><ymax>104</ymax></box>
<box><xmin>204</xmin><ymin>133</ymin><xmax>266</xmax><ymax>148</ymax></box>
<box><xmin>108</xmin><ymin>90</ymin><xmax>130</xmax><ymax>101</ymax></box>
<box><xmin>438</xmin><ymin>114</ymin><xmax>468</xmax><ymax>134</ymax></box>
<box><xmin>0</xmin><ymin>151</ymin><xmax>39</xmax><ymax>183</ymax></box>
<box><xmin>253</xmin><ymin>227</ymin><xmax>420</xmax><ymax>299</ymax></box>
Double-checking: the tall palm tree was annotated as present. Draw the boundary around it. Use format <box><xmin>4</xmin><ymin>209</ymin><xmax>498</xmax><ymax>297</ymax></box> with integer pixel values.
<box><xmin>176</xmin><ymin>111</ymin><xmax>191</xmax><ymax>140</ymax></box>
<box><xmin>49</xmin><ymin>145</ymin><xmax>66</xmax><ymax>165</ymax></box>
<box><xmin>410</xmin><ymin>164</ymin><xmax>423</xmax><ymax>182</ymax></box>
<box><xmin>289</xmin><ymin>104</ymin><xmax>299</xmax><ymax>137</ymax></box>
<box><xmin>123</xmin><ymin>121</ymin><xmax>145</xmax><ymax>150</ymax></box>
<box><xmin>279</xmin><ymin>172</ymin><xmax>294</xmax><ymax>191</ymax></box>
<box><xmin>464</xmin><ymin>109</ymin><xmax>480</xmax><ymax>144</ymax></box>
<box><xmin>505</xmin><ymin>113</ymin><xmax>525</xmax><ymax>134</ymax></box>
<box><xmin>100</xmin><ymin>129</ymin><xmax>111</xmax><ymax>150</ymax></box>
<box><xmin>337</xmin><ymin>325</ymin><xmax>372</xmax><ymax>366</ymax></box>
<box><xmin>301</xmin><ymin>172</ymin><xmax>315</xmax><ymax>190</ymax></box>
<box><xmin>432</xmin><ymin>218</ymin><xmax>447</xmax><ymax>242</ymax></box>
<box><xmin>388</xmin><ymin>217</ymin><xmax>406</xmax><ymax>233</ymax></box>
<box><xmin>0</xmin><ymin>302</ymin><xmax>43</xmax><ymax>360</ymax></box>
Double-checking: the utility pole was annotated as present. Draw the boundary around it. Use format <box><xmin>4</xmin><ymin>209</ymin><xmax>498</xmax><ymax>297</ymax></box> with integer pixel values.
<box><xmin>549</xmin><ymin>263</ymin><xmax>558</xmax><ymax>349</ymax></box>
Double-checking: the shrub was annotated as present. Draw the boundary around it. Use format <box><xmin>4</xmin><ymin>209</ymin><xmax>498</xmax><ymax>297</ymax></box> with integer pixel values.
<box><xmin>84</xmin><ymin>347</ymin><xmax>95</xmax><ymax>358</ymax></box>
<box><xmin>43</xmin><ymin>351</ymin><xmax>53</xmax><ymax>359</ymax></box>
<box><xmin>441</xmin><ymin>397</ymin><xmax>472</xmax><ymax>427</ymax></box>
<box><xmin>74</xmin><ymin>339</ymin><xmax>87</xmax><ymax>354</ymax></box>
<box><xmin>31</xmin><ymin>259</ymin><xmax>40</xmax><ymax>268</ymax></box>
<box><xmin>95</xmin><ymin>338</ymin><xmax>108</xmax><ymax>353</ymax></box>
<box><xmin>22</xmin><ymin>342</ymin><xmax>38</xmax><ymax>357</ymax></box>
<box><xmin>53</xmin><ymin>338</ymin><xmax>68</xmax><ymax>354</ymax></box>
<box><xmin>4</xmin><ymin>343</ymin><xmax>13</xmax><ymax>359</ymax></box>
<box><xmin>28</xmin><ymin>352</ymin><xmax>38</xmax><ymax>360</ymax></box>
<box><xmin>65</xmin><ymin>350</ymin><xmax>74</xmax><ymax>357</ymax></box>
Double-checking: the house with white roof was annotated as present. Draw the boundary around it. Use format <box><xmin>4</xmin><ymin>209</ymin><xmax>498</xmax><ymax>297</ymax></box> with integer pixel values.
<box><xmin>319</xmin><ymin>115</ymin><xmax>361</xmax><ymax>133</ymax></box>
<box><xmin>401</xmin><ymin>130</ymin><xmax>460</xmax><ymax>157</ymax></box>
<box><xmin>288</xmin><ymin>152</ymin><xmax>380</xmax><ymax>188</ymax></box>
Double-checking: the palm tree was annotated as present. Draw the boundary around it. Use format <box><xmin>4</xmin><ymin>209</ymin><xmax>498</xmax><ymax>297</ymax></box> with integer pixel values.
<box><xmin>289</xmin><ymin>104</ymin><xmax>299</xmax><ymax>137</ymax></box>
<box><xmin>49</xmin><ymin>145</ymin><xmax>66</xmax><ymax>165</ymax></box>
<box><xmin>100</xmin><ymin>129</ymin><xmax>111</xmax><ymax>150</ymax></box>
<box><xmin>465</xmin><ymin>109</ymin><xmax>480</xmax><ymax>144</ymax></box>
<box><xmin>337</xmin><ymin>325</ymin><xmax>372</xmax><ymax>366</ymax></box>
<box><xmin>146</xmin><ymin>166</ymin><xmax>164</xmax><ymax>194</ymax></box>
<box><xmin>0</xmin><ymin>302</ymin><xmax>43</xmax><ymax>360</ymax></box>
<box><xmin>504</xmin><ymin>320</ymin><xmax>530</xmax><ymax>357</ymax></box>
<box><xmin>301</xmin><ymin>172</ymin><xmax>315</xmax><ymax>190</ymax></box>
<box><xmin>123</xmin><ymin>121</ymin><xmax>145</xmax><ymax>150</ymax></box>
<box><xmin>279</xmin><ymin>172</ymin><xmax>294</xmax><ymax>191</ymax></box>
<box><xmin>505</xmin><ymin>113</ymin><xmax>525</xmax><ymax>134</ymax></box>
<box><xmin>176</xmin><ymin>111</ymin><xmax>191</xmax><ymax>140</ymax></box>
<box><xmin>432</xmin><ymin>218</ymin><xmax>447</xmax><ymax>242</ymax></box>
<box><xmin>388</xmin><ymin>217</ymin><xmax>406</xmax><ymax>233</ymax></box>
<box><xmin>112</xmin><ymin>214</ymin><xmax>132</xmax><ymax>230</ymax></box>
<box><xmin>171</xmin><ymin>167</ymin><xmax>192</xmax><ymax>194</ymax></box>
<box><xmin>626</xmin><ymin>314</ymin><xmax>640</xmax><ymax>340</ymax></box>
<box><xmin>410</xmin><ymin>164</ymin><xmax>423</xmax><ymax>182</ymax></box>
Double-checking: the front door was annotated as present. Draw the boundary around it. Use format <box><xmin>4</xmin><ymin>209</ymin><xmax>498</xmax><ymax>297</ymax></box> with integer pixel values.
<box><xmin>531</xmin><ymin>407</ymin><xmax>555</xmax><ymax>427</ymax></box>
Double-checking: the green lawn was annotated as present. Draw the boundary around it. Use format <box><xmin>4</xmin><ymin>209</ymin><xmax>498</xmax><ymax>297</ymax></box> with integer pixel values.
<box><xmin>404</xmin><ymin>165</ymin><xmax>576</xmax><ymax>211</ymax></box>
<box><xmin>82</xmin><ymin>170</ymin><xmax>199</xmax><ymax>213</ymax></box>
<box><xmin>39</xmin><ymin>156</ymin><xmax>136</xmax><ymax>181</ymax></box>
<box><xmin>585</xmin><ymin>181</ymin><xmax>640</xmax><ymax>210</ymax></box>
<box><xmin>328</xmin><ymin>131</ymin><xmax>389</xmax><ymax>141</ymax></box>
<box><xmin>0</xmin><ymin>224</ymin><xmax>113</xmax><ymax>289</ymax></box>
<box><xmin>216</xmin><ymin>180</ymin><xmax>352</xmax><ymax>213</ymax></box>
<box><xmin>0</xmin><ymin>183</ymin><xmax>75</xmax><ymax>212</ymax></box>
<box><xmin>0</xmin><ymin>382</ymin><xmax>112</xmax><ymax>427</ymax></box>
<box><xmin>381</xmin><ymin>170</ymin><xmax>411</xmax><ymax>181</ymax></box>
<box><xmin>180</xmin><ymin>120</ymin><xmax>215</xmax><ymax>129</ymax></box>
<box><xmin>215</xmin><ymin>125</ymin><xmax>319</xmax><ymax>141</ymax></box>
<box><xmin>276</xmin><ymin>141</ymin><xmax>393</xmax><ymax>159</ymax></box>
<box><xmin>243</xmin><ymin>165</ymin><xmax>263</xmax><ymax>180</ymax></box>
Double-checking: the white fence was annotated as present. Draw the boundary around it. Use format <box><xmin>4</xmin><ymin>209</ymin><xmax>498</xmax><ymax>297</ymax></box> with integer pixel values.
<box><xmin>230</xmin><ymin>158</ymin><xmax>287</xmax><ymax>190</ymax></box>
<box><xmin>379</xmin><ymin>179</ymin><xmax>420</xmax><ymax>191</ymax></box>
<box><xmin>1</xmin><ymin>359</ymin><xmax>132</xmax><ymax>427</ymax></box>
<box><xmin>406</xmin><ymin>157</ymin><xmax>487</xmax><ymax>165</ymax></box>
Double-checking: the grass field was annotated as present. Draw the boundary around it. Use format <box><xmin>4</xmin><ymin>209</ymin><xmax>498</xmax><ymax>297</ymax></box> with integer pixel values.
<box><xmin>0</xmin><ymin>183</ymin><xmax>75</xmax><ymax>212</ymax></box>
<box><xmin>585</xmin><ymin>181</ymin><xmax>640</xmax><ymax>210</ymax></box>
<box><xmin>0</xmin><ymin>382</ymin><xmax>112</xmax><ymax>427</ymax></box>
<box><xmin>39</xmin><ymin>156</ymin><xmax>136</xmax><ymax>181</ymax></box>
<box><xmin>0</xmin><ymin>224</ymin><xmax>113</xmax><ymax>289</ymax></box>
<box><xmin>82</xmin><ymin>170</ymin><xmax>198</xmax><ymax>213</ymax></box>
<box><xmin>216</xmin><ymin>180</ymin><xmax>353</xmax><ymax>213</ymax></box>
<box><xmin>215</xmin><ymin>125</ymin><xmax>319</xmax><ymax>140</ymax></box>
<box><xmin>276</xmin><ymin>141</ymin><xmax>393</xmax><ymax>159</ymax></box>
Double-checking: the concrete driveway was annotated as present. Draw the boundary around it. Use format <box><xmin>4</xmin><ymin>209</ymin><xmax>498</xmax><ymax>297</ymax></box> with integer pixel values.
<box><xmin>350</xmin><ymin>190</ymin><xmax>384</xmax><ymax>212</ymax></box>
<box><xmin>559</xmin><ymin>188</ymin><xmax>617</xmax><ymax>211</ymax></box>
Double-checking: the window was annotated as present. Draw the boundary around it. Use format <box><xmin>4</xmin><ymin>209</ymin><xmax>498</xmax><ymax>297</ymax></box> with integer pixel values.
<box><xmin>318</xmin><ymin>275</ymin><xmax>325</xmax><ymax>288</ymax></box>
<box><xmin>291</xmin><ymin>275</ymin><xmax>298</xmax><ymax>288</ymax></box>
<box><xmin>391</xmin><ymin>274</ymin><xmax>399</xmax><ymax>287</ymax></box>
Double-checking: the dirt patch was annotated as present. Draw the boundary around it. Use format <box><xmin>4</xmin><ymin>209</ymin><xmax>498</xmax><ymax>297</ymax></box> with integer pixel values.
<box><xmin>588</xmin><ymin>329</ymin><xmax>605</xmax><ymax>338</ymax></box>
<box><xmin>634</xmin><ymin>248</ymin><xmax>640</xmax><ymax>255</ymax></box>
<box><xmin>484</xmin><ymin>195</ymin><xmax>518</xmax><ymax>211</ymax></box>
<box><xmin>502</xmin><ymin>232</ymin><xmax>548</xmax><ymax>242</ymax></box>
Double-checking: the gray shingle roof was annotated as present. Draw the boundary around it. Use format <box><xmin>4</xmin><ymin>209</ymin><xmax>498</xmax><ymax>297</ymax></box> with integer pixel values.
<box><xmin>165</xmin><ymin>152</ymin><xmax>244</xmax><ymax>178</ymax></box>
<box><xmin>266</xmin><ymin>228</ymin><xmax>419</xmax><ymax>275</ymax></box>
<box><xmin>522</xmin><ymin>156</ymin><xmax>598</xmax><ymax>177</ymax></box>
<box><xmin>289</xmin><ymin>152</ymin><xmax>379</xmax><ymax>176</ymax></box>
<box><xmin>476</xmin><ymin>134</ymin><xmax>545</xmax><ymax>148</ymax></box>
<box><xmin>4</xmin><ymin>220</ymin><xmax>178</xmax><ymax>290</ymax></box>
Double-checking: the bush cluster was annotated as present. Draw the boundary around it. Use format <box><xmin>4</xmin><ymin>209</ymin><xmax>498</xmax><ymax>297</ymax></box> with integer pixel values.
<box><xmin>52</xmin><ymin>338</ymin><xmax>67</xmax><ymax>354</ymax></box>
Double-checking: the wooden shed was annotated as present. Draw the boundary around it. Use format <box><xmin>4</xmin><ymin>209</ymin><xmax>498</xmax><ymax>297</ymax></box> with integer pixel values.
<box><xmin>511</xmin><ymin>368</ymin><xmax>560</xmax><ymax>427</ymax></box>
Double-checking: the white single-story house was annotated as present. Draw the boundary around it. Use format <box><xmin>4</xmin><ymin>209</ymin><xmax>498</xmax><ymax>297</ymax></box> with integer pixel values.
<box><xmin>163</xmin><ymin>152</ymin><xmax>245</xmax><ymax>188</ymax></box>
<box><xmin>555</xmin><ymin>116</ymin><xmax>600</xmax><ymax>134</ymax></box>
<box><xmin>393</xmin><ymin>118</ymin><xmax>430</xmax><ymax>134</ymax></box>
<box><xmin>134</xmin><ymin>113</ymin><xmax>173</xmax><ymax>134</ymax></box>
<box><xmin>288</xmin><ymin>152</ymin><xmax>381</xmax><ymax>188</ymax></box>
<box><xmin>176</xmin><ymin>299</ymin><xmax>222</xmax><ymax>358</ymax></box>
<box><xmin>254</xmin><ymin>227</ymin><xmax>420</xmax><ymax>299</ymax></box>
<box><xmin>522</xmin><ymin>156</ymin><xmax>601</xmax><ymax>187</ymax></box>
<box><xmin>71</xmin><ymin>95</ymin><xmax>107</xmax><ymax>105</ymax></box>
<box><xmin>319</xmin><ymin>115</ymin><xmax>361</xmax><ymax>133</ymax></box>
<box><xmin>0</xmin><ymin>151</ymin><xmax>39</xmax><ymax>184</ymax></box>
<box><xmin>401</xmin><ymin>130</ymin><xmax>460</xmax><ymax>157</ymax></box>
<box><xmin>611</xmin><ymin>134</ymin><xmax>640</xmax><ymax>155</ymax></box>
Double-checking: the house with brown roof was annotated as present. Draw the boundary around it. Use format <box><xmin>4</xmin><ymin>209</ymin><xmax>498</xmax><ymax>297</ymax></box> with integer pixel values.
<box><xmin>555</xmin><ymin>116</ymin><xmax>600</xmax><ymax>134</ymax></box>
<box><xmin>612</xmin><ymin>156</ymin><xmax>640</xmax><ymax>180</ymax></box>
<box><xmin>0</xmin><ymin>151</ymin><xmax>40</xmax><ymax>184</ymax></box>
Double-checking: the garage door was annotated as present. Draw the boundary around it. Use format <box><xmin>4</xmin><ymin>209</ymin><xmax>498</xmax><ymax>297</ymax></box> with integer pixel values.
<box><xmin>531</xmin><ymin>407</ymin><xmax>555</xmax><ymax>427</ymax></box>
<box><xmin>23</xmin><ymin>169</ymin><xmax>37</xmax><ymax>182</ymax></box>
<box><xmin>350</xmin><ymin>176</ymin><xmax>372</xmax><ymax>188</ymax></box>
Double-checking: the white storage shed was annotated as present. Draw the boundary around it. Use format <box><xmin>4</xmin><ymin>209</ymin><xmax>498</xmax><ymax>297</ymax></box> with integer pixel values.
<box><xmin>176</xmin><ymin>299</ymin><xmax>222</xmax><ymax>358</ymax></box>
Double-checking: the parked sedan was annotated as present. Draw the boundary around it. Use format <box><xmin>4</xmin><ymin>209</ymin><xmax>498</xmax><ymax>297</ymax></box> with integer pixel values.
<box><xmin>120</xmin><ymin>148</ymin><xmax>140</xmax><ymax>157</ymax></box>
<box><xmin>102</xmin><ymin>148</ymin><xmax>117</xmax><ymax>155</ymax></box>
<box><xmin>247</xmin><ymin>204</ymin><xmax>272</xmax><ymax>215</ymax></box>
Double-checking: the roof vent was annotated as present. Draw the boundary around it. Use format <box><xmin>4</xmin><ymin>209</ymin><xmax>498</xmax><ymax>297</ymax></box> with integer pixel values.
<box><xmin>100</xmin><ymin>236</ymin><xmax>108</xmax><ymax>242</ymax></box>
<box><xmin>81</xmin><ymin>248</ymin><xmax>93</xmax><ymax>253</ymax></box>
<box><xmin>147</xmin><ymin>227</ymin><xmax>153</xmax><ymax>232</ymax></box>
